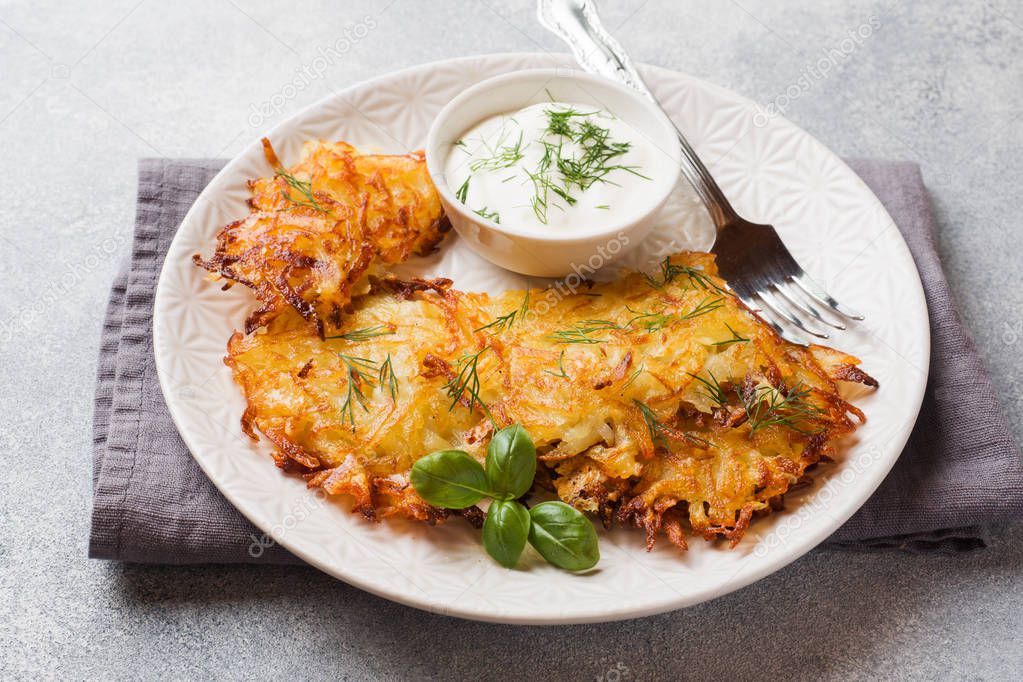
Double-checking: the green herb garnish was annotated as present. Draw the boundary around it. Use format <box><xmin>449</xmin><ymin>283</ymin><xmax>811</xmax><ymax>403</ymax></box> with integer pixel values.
<box><xmin>547</xmin><ymin>319</ymin><xmax>621</xmax><ymax>345</ymax></box>
<box><xmin>712</xmin><ymin>323</ymin><xmax>750</xmax><ymax>347</ymax></box>
<box><xmin>643</xmin><ymin>257</ymin><xmax>727</xmax><ymax>292</ymax></box>
<box><xmin>543</xmin><ymin>349</ymin><xmax>570</xmax><ymax>379</ymax></box>
<box><xmin>455</xmin><ymin>176</ymin><xmax>470</xmax><ymax>203</ymax></box>
<box><xmin>679</xmin><ymin>295</ymin><xmax>726</xmax><ymax>320</ymax></box>
<box><xmin>635</xmin><ymin>399</ymin><xmax>714</xmax><ymax>450</ymax></box>
<box><xmin>475</xmin><ymin>292</ymin><xmax>529</xmax><ymax>334</ymax></box>
<box><xmin>275</xmin><ymin>168</ymin><xmax>326</xmax><ymax>212</ymax></box>
<box><xmin>410</xmin><ymin>425</ymin><xmax>598</xmax><ymax>570</ymax></box>
<box><xmin>740</xmin><ymin>381</ymin><xmax>824</xmax><ymax>434</ymax></box>
<box><xmin>337</xmin><ymin>353</ymin><xmax>377</xmax><ymax>427</ymax></box>
<box><xmin>688</xmin><ymin>371</ymin><xmax>727</xmax><ymax>406</ymax></box>
<box><xmin>469</xmin><ymin>130</ymin><xmax>525</xmax><ymax>173</ymax></box>
<box><xmin>444</xmin><ymin>347</ymin><xmax>494</xmax><ymax>424</ymax></box>
<box><xmin>379</xmin><ymin>353</ymin><xmax>398</xmax><ymax>401</ymax></box>
<box><xmin>473</xmin><ymin>207</ymin><xmax>501</xmax><ymax>223</ymax></box>
<box><xmin>634</xmin><ymin>399</ymin><xmax>669</xmax><ymax>448</ymax></box>
<box><xmin>625</xmin><ymin>306</ymin><xmax>673</xmax><ymax>332</ymax></box>
<box><xmin>326</xmin><ymin>325</ymin><xmax>395</xmax><ymax>342</ymax></box>
<box><xmin>620</xmin><ymin>364</ymin><xmax>644</xmax><ymax>391</ymax></box>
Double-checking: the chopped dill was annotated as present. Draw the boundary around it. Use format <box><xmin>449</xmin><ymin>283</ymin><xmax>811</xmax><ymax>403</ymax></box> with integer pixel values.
<box><xmin>542</xmin><ymin>349</ymin><xmax>570</xmax><ymax>379</ymax></box>
<box><xmin>275</xmin><ymin>168</ymin><xmax>326</xmax><ymax>212</ymax></box>
<box><xmin>547</xmin><ymin>318</ymin><xmax>622</xmax><ymax>344</ymax></box>
<box><xmin>635</xmin><ymin>399</ymin><xmax>715</xmax><ymax>449</ymax></box>
<box><xmin>544</xmin><ymin>106</ymin><xmax>597</xmax><ymax>137</ymax></box>
<box><xmin>687</xmin><ymin>371</ymin><xmax>727</xmax><ymax>406</ymax></box>
<box><xmin>325</xmin><ymin>325</ymin><xmax>395</xmax><ymax>342</ymax></box>
<box><xmin>679</xmin><ymin>295</ymin><xmax>726</xmax><ymax>320</ymax></box>
<box><xmin>444</xmin><ymin>347</ymin><xmax>495</xmax><ymax>424</ymax></box>
<box><xmin>643</xmin><ymin>257</ymin><xmax>727</xmax><ymax>293</ymax></box>
<box><xmin>712</xmin><ymin>323</ymin><xmax>750</xmax><ymax>347</ymax></box>
<box><xmin>475</xmin><ymin>291</ymin><xmax>529</xmax><ymax>333</ymax></box>
<box><xmin>620</xmin><ymin>364</ymin><xmax>644</xmax><ymax>391</ymax></box>
<box><xmin>379</xmin><ymin>353</ymin><xmax>399</xmax><ymax>402</ymax></box>
<box><xmin>625</xmin><ymin>306</ymin><xmax>673</xmax><ymax>332</ymax></box>
<box><xmin>740</xmin><ymin>381</ymin><xmax>824</xmax><ymax>435</ymax></box>
<box><xmin>634</xmin><ymin>399</ymin><xmax>669</xmax><ymax>448</ymax></box>
<box><xmin>469</xmin><ymin>130</ymin><xmax>525</xmax><ymax>173</ymax></box>
<box><xmin>337</xmin><ymin>353</ymin><xmax>377</xmax><ymax>427</ymax></box>
<box><xmin>473</xmin><ymin>207</ymin><xmax>501</xmax><ymax>224</ymax></box>
<box><xmin>455</xmin><ymin>176</ymin><xmax>470</xmax><ymax>203</ymax></box>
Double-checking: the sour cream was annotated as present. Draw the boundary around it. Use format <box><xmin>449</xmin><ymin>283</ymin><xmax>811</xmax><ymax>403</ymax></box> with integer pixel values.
<box><xmin>445</xmin><ymin>102</ymin><xmax>669</xmax><ymax>234</ymax></box>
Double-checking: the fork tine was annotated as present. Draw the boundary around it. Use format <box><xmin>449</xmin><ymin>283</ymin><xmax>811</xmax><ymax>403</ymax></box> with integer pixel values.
<box><xmin>773</xmin><ymin>282</ymin><xmax>846</xmax><ymax>330</ymax></box>
<box><xmin>728</xmin><ymin>285</ymin><xmax>810</xmax><ymax>346</ymax></box>
<box><xmin>757</xmin><ymin>288</ymin><xmax>831</xmax><ymax>340</ymax></box>
<box><xmin>791</xmin><ymin>273</ymin><xmax>864</xmax><ymax>321</ymax></box>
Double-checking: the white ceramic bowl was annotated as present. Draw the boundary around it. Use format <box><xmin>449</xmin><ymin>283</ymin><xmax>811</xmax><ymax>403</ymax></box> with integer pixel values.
<box><xmin>425</xmin><ymin>68</ymin><xmax>681</xmax><ymax>278</ymax></box>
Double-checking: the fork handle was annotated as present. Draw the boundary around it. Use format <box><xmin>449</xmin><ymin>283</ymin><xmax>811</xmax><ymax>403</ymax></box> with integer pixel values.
<box><xmin>537</xmin><ymin>0</ymin><xmax>738</xmax><ymax>228</ymax></box>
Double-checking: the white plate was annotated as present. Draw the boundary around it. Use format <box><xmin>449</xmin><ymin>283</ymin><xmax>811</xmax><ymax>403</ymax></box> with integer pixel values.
<box><xmin>154</xmin><ymin>53</ymin><xmax>929</xmax><ymax>624</ymax></box>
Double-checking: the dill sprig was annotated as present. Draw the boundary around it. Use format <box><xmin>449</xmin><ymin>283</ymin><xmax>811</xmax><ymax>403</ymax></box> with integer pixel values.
<box><xmin>542</xmin><ymin>349</ymin><xmax>570</xmax><ymax>379</ymax></box>
<box><xmin>687</xmin><ymin>371</ymin><xmax>727</xmax><ymax>406</ymax></box>
<box><xmin>740</xmin><ymin>381</ymin><xmax>825</xmax><ymax>435</ymax></box>
<box><xmin>444</xmin><ymin>347</ymin><xmax>494</xmax><ymax>424</ymax></box>
<box><xmin>634</xmin><ymin>399</ymin><xmax>669</xmax><ymax>448</ymax></box>
<box><xmin>620</xmin><ymin>364</ymin><xmax>644</xmax><ymax>391</ymax></box>
<box><xmin>473</xmin><ymin>207</ymin><xmax>501</xmax><ymax>224</ymax></box>
<box><xmin>275</xmin><ymin>168</ymin><xmax>326</xmax><ymax>212</ymax></box>
<box><xmin>455</xmin><ymin>176</ymin><xmax>470</xmax><ymax>203</ymax></box>
<box><xmin>469</xmin><ymin>130</ymin><xmax>525</xmax><ymax>173</ymax></box>
<box><xmin>557</xmin><ymin>119</ymin><xmax>649</xmax><ymax>194</ymax></box>
<box><xmin>547</xmin><ymin>318</ymin><xmax>621</xmax><ymax>344</ymax></box>
<box><xmin>643</xmin><ymin>257</ymin><xmax>727</xmax><ymax>293</ymax></box>
<box><xmin>712</xmin><ymin>323</ymin><xmax>750</xmax><ymax>347</ymax></box>
<box><xmin>337</xmin><ymin>353</ymin><xmax>377</xmax><ymax>427</ymax></box>
<box><xmin>679</xmin><ymin>295</ymin><xmax>726</xmax><ymax>320</ymax></box>
<box><xmin>378</xmin><ymin>353</ymin><xmax>398</xmax><ymax>402</ymax></box>
<box><xmin>545</xmin><ymin>107</ymin><xmax>597</xmax><ymax>137</ymax></box>
<box><xmin>475</xmin><ymin>291</ymin><xmax>529</xmax><ymax>334</ymax></box>
<box><xmin>526</xmin><ymin>165</ymin><xmax>576</xmax><ymax>225</ymax></box>
<box><xmin>635</xmin><ymin>399</ymin><xmax>714</xmax><ymax>449</ymax></box>
<box><xmin>326</xmin><ymin>325</ymin><xmax>395</xmax><ymax>342</ymax></box>
<box><xmin>625</xmin><ymin>306</ymin><xmax>673</xmax><ymax>332</ymax></box>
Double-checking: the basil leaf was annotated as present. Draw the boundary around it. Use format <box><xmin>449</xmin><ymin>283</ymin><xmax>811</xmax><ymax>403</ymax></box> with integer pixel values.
<box><xmin>485</xmin><ymin>424</ymin><xmax>536</xmax><ymax>500</ymax></box>
<box><xmin>410</xmin><ymin>450</ymin><xmax>490</xmax><ymax>509</ymax></box>
<box><xmin>527</xmin><ymin>501</ymin><xmax>599</xmax><ymax>571</ymax></box>
<box><xmin>482</xmin><ymin>500</ymin><xmax>531</xmax><ymax>568</ymax></box>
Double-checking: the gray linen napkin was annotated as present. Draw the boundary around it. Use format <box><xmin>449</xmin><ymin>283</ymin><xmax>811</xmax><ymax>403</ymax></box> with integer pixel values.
<box><xmin>89</xmin><ymin>158</ymin><xmax>1023</xmax><ymax>563</ymax></box>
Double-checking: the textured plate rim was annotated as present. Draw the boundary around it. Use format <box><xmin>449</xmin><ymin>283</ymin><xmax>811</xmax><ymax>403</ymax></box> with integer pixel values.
<box><xmin>153</xmin><ymin>52</ymin><xmax>930</xmax><ymax>624</ymax></box>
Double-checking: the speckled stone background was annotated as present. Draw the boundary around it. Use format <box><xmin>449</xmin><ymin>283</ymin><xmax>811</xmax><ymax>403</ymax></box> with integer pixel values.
<box><xmin>2</xmin><ymin>0</ymin><xmax>1021</xmax><ymax>679</ymax></box>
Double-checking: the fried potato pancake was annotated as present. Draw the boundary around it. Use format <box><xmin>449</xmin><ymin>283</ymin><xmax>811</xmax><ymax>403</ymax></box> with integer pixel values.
<box><xmin>226</xmin><ymin>253</ymin><xmax>877</xmax><ymax>548</ymax></box>
<box><xmin>194</xmin><ymin>139</ymin><xmax>450</xmax><ymax>336</ymax></box>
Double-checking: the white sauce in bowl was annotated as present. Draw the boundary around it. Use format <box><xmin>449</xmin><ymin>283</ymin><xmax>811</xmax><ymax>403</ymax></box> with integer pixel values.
<box><xmin>444</xmin><ymin>102</ymin><xmax>671</xmax><ymax>234</ymax></box>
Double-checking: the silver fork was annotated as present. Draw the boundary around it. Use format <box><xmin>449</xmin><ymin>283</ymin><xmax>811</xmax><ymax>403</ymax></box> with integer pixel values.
<box><xmin>538</xmin><ymin>0</ymin><xmax>863</xmax><ymax>343</ymax></box>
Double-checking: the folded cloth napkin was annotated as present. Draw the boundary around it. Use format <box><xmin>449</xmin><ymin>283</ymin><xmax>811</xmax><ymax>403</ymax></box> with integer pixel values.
<box><xmin>89</xmin><ymin>158</ymin><xmax>1023</xmax><ymax>563</ymax></box>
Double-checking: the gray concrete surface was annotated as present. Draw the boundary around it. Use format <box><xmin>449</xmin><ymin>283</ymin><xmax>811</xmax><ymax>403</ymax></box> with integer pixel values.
<box><xmin>1</xmin><ymin>0</ymin><xmax>1021</xmax><ymax>679</ymax></box>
